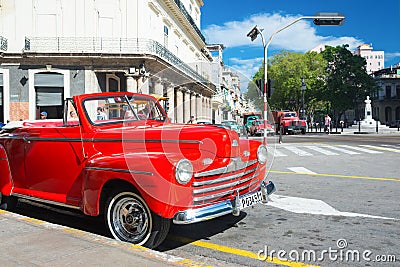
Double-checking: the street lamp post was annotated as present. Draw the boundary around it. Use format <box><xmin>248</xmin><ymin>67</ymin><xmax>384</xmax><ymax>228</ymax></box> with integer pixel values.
<box><xmin>247</xmin><ymin>13</ymin><xmax>345</xmax><ymax>145</ymax></box>
<box><xmin>301</xmin><ymin>77</ymin><xmax>306</xmax><ymax>119</ymax></box>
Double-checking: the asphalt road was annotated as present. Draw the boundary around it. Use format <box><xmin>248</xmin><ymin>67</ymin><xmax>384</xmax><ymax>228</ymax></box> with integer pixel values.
<box><xmin>13</xmin><ymin>133</ymin><xmax>400</xmax><ymax>267</ymax></box>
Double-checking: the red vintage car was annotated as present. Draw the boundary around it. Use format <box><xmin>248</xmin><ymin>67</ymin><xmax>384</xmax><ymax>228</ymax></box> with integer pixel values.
<box><xmin>0</xmin><ymin>92</ymin><xmax>275</xmax><ymax>248</ymax></box>
<box><xmin>248</xmin><ymin>119</ymin><xmax>275</xmax><ymax>136</ymax></box>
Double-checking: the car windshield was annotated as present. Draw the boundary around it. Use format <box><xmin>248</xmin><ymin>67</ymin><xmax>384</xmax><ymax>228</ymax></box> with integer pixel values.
<box><xmin>284</xmin><ymin>113</ymin><xmax>297</xmax><ymax>118</ymax></box>
<box><xmin>83</xmin><ymin>95</ymin><xmax>166</xmax><ymax>125</ymax></box>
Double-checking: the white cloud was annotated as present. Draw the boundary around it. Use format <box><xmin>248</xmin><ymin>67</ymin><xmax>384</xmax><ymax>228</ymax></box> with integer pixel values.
<box><xmin>228</xmin><ymin>57</ymin><xmax>263</xmax><ymax>80</ymax></box>
<box><xmin>203</xmin><ymin>12</ymin><xmax>362</xmax><ymax>52</ymax></box>
<box><xmin>203</xmin><ymin>12</ymin><xmax>364</xmax><ymax>90</ymax></box>
<box><xmin>386</xmin><ymin>52</ymin><xmax>400</xmax><ymax>60</ymax></box>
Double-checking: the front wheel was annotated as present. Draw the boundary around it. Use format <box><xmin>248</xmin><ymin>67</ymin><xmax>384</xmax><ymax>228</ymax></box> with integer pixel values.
<box><xmin>105</xmin><ymin>191</ymin><xmax>170</xmax><ymax>249</ymax></box>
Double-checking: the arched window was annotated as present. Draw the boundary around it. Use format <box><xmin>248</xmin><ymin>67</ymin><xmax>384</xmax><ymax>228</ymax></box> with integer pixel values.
<box><xmin>385</xmin><ymin>106</ymin><xmax>392</xmax><ymax>124</ymax></box>
<box><xmin>395</xmin><ymin>106</ymin><xmax>400</xmax><ymax>121</ymax></box>
<box><xmin>106</xmin><ymin>73</ymin><xmax>120</xmax><ymax>92</ymax></box>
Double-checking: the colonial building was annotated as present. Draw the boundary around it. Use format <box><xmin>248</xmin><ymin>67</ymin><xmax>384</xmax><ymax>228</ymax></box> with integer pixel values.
<box><xmin>371</xmin><ymin>66</ymin><xmax>400</xmax><ymax>126</ymax></box>
<box><xmin>207</xmin><ymin>44</ymin><xmax>243</xmax><ymax>124</ymax></box>
<box><xmin>221</xmin><ymin>67</ymin><xmax>241</xmax><ymax>121</ymax></box>
<box><xmin>354</xmin><ymin>44</ymin><xmax>385</xmax><ymax>74</ymax></box>
<box><xmin>0</xmin><ymin>0</ymin><xmax>216</xmax><ymax>123</ymax></box>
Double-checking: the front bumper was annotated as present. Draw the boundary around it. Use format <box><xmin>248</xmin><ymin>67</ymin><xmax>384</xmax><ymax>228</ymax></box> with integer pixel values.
<box><xmin>172</xmin><ymin>180</ymin><xmax>276</xmax><ymax>224</ymax></box>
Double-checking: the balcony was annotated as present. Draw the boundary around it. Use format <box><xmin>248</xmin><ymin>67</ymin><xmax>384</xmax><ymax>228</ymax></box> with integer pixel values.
<box><xmin>24</xmin><ymin>37</ymin><xmax>209</xmax><ymax>86</ymax></box>
<box><xmin>211</xmin><ymin>93</ymin><xmax>224</xmax><ymax>108</ymax></box>
<box><xmin>173</xmin><ymin>0</ymin><xmax>205</xmax><ymax>42</ymax></box>
<box><xmin>0</xmin><ymin>36</ymin><xmax>7</xmax><ymax>51</ymax></box>
<box><xmin>379</xmin><ymin>74</ymin><xmax>400</xmax><ymax>79</ymax></box>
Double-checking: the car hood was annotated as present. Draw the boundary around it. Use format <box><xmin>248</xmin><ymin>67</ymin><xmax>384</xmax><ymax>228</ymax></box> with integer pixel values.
<box><xmin>91</xmin><ymin>121</ymin><xmax>240</xmax><ymax>158</ymax></box>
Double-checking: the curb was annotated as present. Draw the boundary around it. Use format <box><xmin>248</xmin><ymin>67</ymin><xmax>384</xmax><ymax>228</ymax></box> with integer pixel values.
<box><xmin>0</xmin><ymin>209</ymin><xmax>211</xmax><ymax>267</ymax></box>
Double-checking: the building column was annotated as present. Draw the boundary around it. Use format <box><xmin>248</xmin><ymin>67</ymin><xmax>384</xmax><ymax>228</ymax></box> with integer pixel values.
<box><xmin>190</xmin><ymin>93</ymin><xmax>196</xmax><ymax>120</ymax></box>
<box><xmin>138</xmin><ymin>76</ymin><xmax>149</xmax><ymax>95</ymax></box>
<box><xmin>126</xmin><ymin>75</ymin><xmax>137</xmax><ymax>93</ymax></box>
<box><xmin>202</xmin><ymin>96</ymin><xmax>206</xmax><ymax>120</ymax></box>
<box><xmin>184</xmin><ymin>89</ymin><xmax>191</xmax><ymax>123</ymax></box>
<box><xmin>196</xmin><ymin>94</ymin><xmax>202</xmax><ymax>120</ymax></box>
<box><xmin>153</xmin><ymin>78</ymin><xmax>163</xmax><ymax>96</ymax></box>
<box><xmin>176</xmin><ymin>88</ymin><xmax>184</xmax><ymax>123</ymax></box>
<box><xmin>206</xmin><ymin>97</ymin><xmax>211</xmax><ymax>120</ymax></box>
<box><xmin>166</xmin><ymin>83</ymin><xmax>175</xmax><ymax>122</ymax></box>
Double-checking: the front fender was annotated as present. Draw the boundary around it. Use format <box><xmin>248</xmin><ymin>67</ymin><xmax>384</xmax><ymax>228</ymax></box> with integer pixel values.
<box><xmin>82</xmin><ymin>152</ymin><xmax>194</xmax><ymax>218</ymax></box>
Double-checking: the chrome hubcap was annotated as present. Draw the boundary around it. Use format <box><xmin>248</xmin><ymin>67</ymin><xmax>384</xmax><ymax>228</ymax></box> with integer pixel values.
<box><xmin>111</xmin><ymin>196</ymin><xmax>150</xmax><ymax>243</ymax></box>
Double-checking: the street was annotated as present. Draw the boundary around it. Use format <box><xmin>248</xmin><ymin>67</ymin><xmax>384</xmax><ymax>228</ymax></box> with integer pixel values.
<box><xmin>13</xmin><ymin>133</ymin><xmax>400</xmax><ymax>266</ymax></box>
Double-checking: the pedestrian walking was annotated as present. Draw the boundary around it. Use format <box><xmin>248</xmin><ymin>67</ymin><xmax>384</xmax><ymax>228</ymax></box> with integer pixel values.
<box><xmin>324</xmin><ymin>114</ymin><xmax>331</xmax><ymax>134</ymax></box>
<box><xmin>187</xmin><ymin>116</ymin><xmax>195</xmax><ymax>124</ymax></box>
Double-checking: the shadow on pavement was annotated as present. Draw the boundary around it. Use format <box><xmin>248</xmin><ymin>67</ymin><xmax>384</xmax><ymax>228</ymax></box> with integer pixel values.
<box><xmin>12</xmin><ymin>198</ymin><xmax>247</xmax><ymax>252</ymax></box>
<box><xmin>158</xmin><ymin>212</ymin><xmax>247</xmax><ymax>252</ymax></box>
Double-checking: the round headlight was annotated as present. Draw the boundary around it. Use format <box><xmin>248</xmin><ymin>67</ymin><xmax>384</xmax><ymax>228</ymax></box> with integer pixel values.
<box><xmin>257</xmin><ymin>145</ymin><xmax>268</xmax><ymax>164</ymax></box>
<box><xmin>175</xmin><ymin>159</ymin><xmax>193</xmax><ymax>185</ymax></box>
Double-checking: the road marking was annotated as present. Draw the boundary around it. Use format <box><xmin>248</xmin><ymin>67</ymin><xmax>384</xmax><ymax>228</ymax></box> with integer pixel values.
<box><xmin>360</xmin><ymin>144</ymin><xmax>400</xmax><ymax>153</ymax></box>
<box><xmin>269</xmin><ymin>170</ymin><xmax>400</xmax><ymax>182</ymax></box>
<box><xmin>272</xmin><ymin>149</ymin><xmax>288</xmax><ymax>157</ymax></box>
<box><xmin>169</xmin><ymin>236</ymin><xmax>315</xmax><ymax>267</ymax></box>
<box><xmin>288</xmin><ymin>167</ymin><xmax>317</xmax><ymax>174</ymax></box>
<box><xmin>282</xmin><ymin>146</ymin><xmax>313</xmax><ymax>156</ymax></box>
<box><xmin>267</xmin><ymin>194</ymin><xmax>398</xmax><ymax>220</ymax></box>
<box><xmin>303</xmin><ymin>145</ymin><xmax>339</xmax><ymax>155</ymax></box>
<box><xmin>322</xmin><ymin>145</ymin><xmax>360</xmax><ymax>155</ymax></box>
<box><xmin>339</xmin><ymin>145</ymin><xmax>382</xmax><ymax>154</ymax></box>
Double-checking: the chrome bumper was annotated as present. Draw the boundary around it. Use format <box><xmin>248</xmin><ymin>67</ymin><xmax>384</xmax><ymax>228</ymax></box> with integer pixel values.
<box><xmin>172</xmin><ymin>181</ymin><xmax>276</xmax><ymax>224</ymax></box>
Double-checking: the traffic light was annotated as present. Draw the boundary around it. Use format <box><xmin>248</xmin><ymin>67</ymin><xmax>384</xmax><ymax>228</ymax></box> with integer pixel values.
<box><xmin>255</xmin><ymin>79</ymin><xmax>264</xmax><ymax>97</ymax></box>
<box><xmin>267</xmin><ymin>79</ymin><xmax>273</xmax><ymax>98</ymax></box>
<box><xmin>247</xmin><ymin>25</ymin><xmax>260</xmax><ymax>41</ymax></box>
<box><xmin>163</xmin><ymin>99</ymin><xmax>169</xmax><ymax>112</ymax></box>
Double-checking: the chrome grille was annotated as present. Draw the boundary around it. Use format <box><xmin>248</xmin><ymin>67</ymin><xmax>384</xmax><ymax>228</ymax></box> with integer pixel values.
<box><xmin>193</xmin><ymin>158</ymin><xmax>262</xmax><ymax>205</ymax></box>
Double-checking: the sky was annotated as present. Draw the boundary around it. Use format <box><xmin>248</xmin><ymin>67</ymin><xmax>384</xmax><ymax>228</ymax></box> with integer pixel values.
<box><xmin>200</xmin><ymin>0</ymin><xmax>400</xmax><ymax>89</ymax></box>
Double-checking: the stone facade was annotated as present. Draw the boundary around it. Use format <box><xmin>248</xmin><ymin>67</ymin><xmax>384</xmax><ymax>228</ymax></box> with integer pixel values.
<box><xmin>371</xmin><ymin>66</ymin><xmax>400</xmax><ymax>126</ymax></box>
<box><xmin>0</xmin><ymin>0</ymin><xmax>216</xmax><ymax>123</ymax></box>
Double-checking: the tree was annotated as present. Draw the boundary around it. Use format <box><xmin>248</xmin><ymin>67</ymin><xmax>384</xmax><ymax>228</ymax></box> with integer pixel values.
<box><xmin>321</xmin><ymin>45</ymin><xmax>377</xmax><ymax>116</ymax></box>
<box><xmin>245</xmin><ymin>75</ymin><xmax>264</xmax><ymax>110</ymax></box>
<box><xmin>246</xmin><ymin>51</ymin><xmax>328</xmax><ymax>116</ymax></box>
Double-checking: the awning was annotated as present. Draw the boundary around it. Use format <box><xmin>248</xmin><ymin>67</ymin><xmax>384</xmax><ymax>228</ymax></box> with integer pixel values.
<box><xmin>36</xmin><ymin>87</ymin><xmax>63</xmax><ymax>106</ymax></box>
<box><xmin>34</xmin><ymin>73</ymin><xmax>64</xmax><ymax>87</ymax></box>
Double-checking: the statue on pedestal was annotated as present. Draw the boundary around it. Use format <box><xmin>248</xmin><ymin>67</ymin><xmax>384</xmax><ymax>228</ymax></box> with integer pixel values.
<box><xmin>364</xmin><ymin>96</ymin><xmax>373</xmax><ymax>122</ymax></box>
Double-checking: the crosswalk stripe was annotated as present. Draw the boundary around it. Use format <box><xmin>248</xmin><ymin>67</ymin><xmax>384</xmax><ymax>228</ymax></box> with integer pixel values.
<box><xmin>360</xmin><ymin>145</ymin><xmax>400</xmax><ymax>153</ymax></box>
<box><xmin>274</xmin><ymin>144</ymin><xmax>395</xmax><ymax>157</ymax></box>
<box><xmin>271</xmin><ymin>149</ymin><xmax>287</xmax><ymax>157</ymax></box>
<box><xmin>339</xmin><ymin>145</ymin><xmax>383</xmax><ymax>154</ymax></box>
<box><xmin>288</xmin><ymin>167</ymin><xmax>317</xmax><ymax>174</ymax></box>
<box><xmin>321</xmin><ymin>145</ymin><xmax>360</xmax><ymax>154</ymax></box>
<box><xmin>282</xmin><ymin>146</ymin><xmax>313</xmax><ymax>156</ymax></box>
<box><xmin>303</xmin><ymin>145</ymin><xmax>339</xmax><ymax>155</ymax></box>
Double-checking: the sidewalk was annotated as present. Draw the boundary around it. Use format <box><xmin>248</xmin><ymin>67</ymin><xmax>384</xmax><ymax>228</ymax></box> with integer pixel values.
<box><xmin>306</xmin><ymin>125</ymin><xmax>400</xmax><ymax>135</ymax></box>
<box><xmin>0</xmin><ymin>210</ymin><xmax>210</xmax><ymax>267</ymax></box>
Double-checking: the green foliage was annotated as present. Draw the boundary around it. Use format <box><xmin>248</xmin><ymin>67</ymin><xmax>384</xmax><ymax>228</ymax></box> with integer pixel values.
<box><xmin>245</xmin><ymin>45</ymin><xmax>378</xmax><ymax>118</ymax></box>
<box><xmin>321</xmin><ymin>45</ymin><xmax>378</xmax><ymax>112</ymax></box>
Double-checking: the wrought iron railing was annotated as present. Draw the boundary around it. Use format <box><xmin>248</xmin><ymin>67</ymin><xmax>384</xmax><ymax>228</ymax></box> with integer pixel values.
<box><xmin>173</xmin><ymin>0</ymin><xmax>205</xmax><ymax>42</ymax></box>
<box><xmin>24</xmin><ymin>37</ymin><xmax>210</xmax><ymax>85</ymax></box>
<box><xmin>0</xmin><ymin>36</ymin><xmax>7</xmax><ymax>51</ymax></box>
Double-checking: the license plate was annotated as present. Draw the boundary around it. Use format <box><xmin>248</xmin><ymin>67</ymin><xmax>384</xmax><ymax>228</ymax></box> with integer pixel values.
<box><xmin>239</xmin><ymin>190</ymin><xmax>263</xmax><ymax>209</ymax></box>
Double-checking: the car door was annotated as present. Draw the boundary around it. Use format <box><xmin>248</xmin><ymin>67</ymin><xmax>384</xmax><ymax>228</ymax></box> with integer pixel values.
<box><xmin>22</xmin><ymin>124</ymin><xmax>86</xmax><ymax>206</ymax></box>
